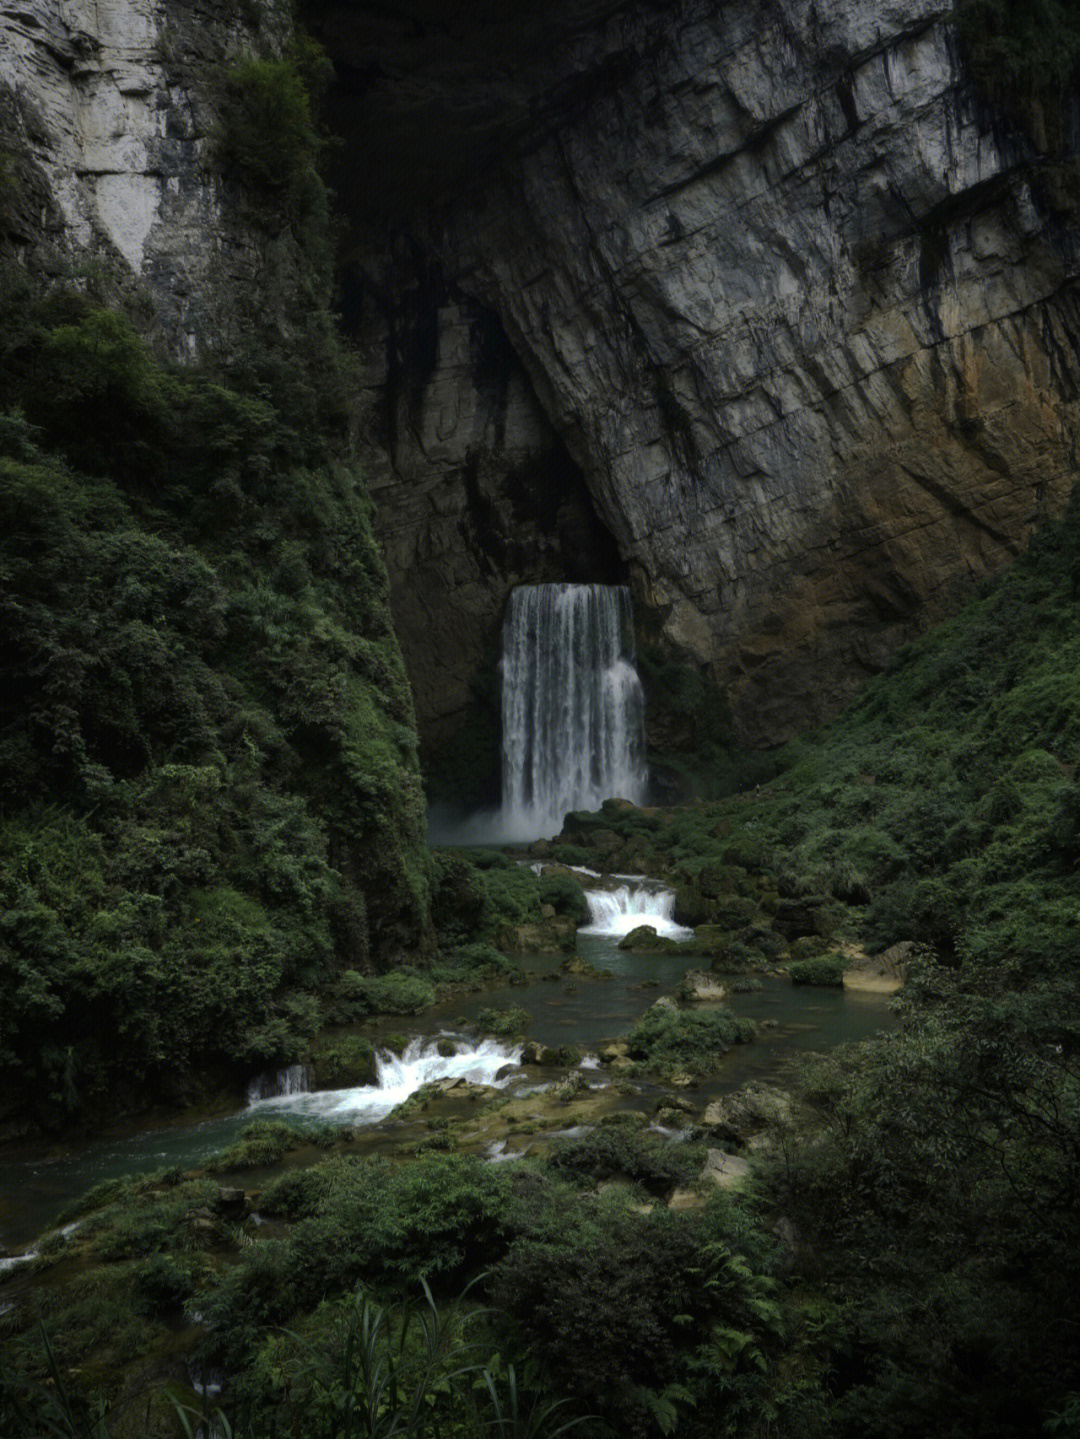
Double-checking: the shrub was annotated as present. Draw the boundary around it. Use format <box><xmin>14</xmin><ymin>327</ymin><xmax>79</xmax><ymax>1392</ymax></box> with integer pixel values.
<box><xmin>309</xmin><ymin>1035</ymin><xmax>376</xmax><ymax>1089</ymax></box>
<box><xmin>204</xmin><ymin>1118</ymin><xmax>339</xmax><ymax>1171</ymax></box>
<box><xmin>789</xmin><ymin>955</ymin><xmax>847</xmax><ymax>987</ymax></box>
<box><xmin>359</xmin><ymin>971</ymin><xmax>435</xmax><ymax>1015</ymax></box>
<box><xmin>537</xmin><ymin>872</ymin><xmax>588</xmax><ymax>922</ymax></box>
<box><xmin>217</xmin><ymin>54</ymin><xmax>320</xmax><ymax>196</ymax></box>
<box><xmin>477</xmin><ymin>1005</ymin><xmax>530</xmax><ymax>1038</ymax></box>
<box><xmin>546</xmin><ymin>1126</ymin><xmax>697</xmax><ymax>1195</ymax></box>
<box><xmin>624</xmin><ymin>1005</ymin><xmax>752</xmax><ymax>1076</ymax></box>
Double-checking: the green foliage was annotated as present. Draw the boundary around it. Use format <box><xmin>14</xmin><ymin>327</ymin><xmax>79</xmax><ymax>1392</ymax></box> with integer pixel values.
<box><xmin>358</xmin><ymin>971</ymin><xmax>436</xmax><ymax>1016</ymax></box>
<box><xmin>788</xmin><ymin>954</ymin><xmax>846</xmax><ymax>987</ymax></box>
<box><xmin>546</xmin><ymin>1126</ymin><xmax>699</xmax><ymax>1196</ymax></box>
<box><xmin>536</xmin><ymin>873</ymin><xmax>589</xmax><ymax>923</ymax></box>
<box><xmin>476</xmin><ymin>1005</ymin><xmax>530</xmax><ymax>1038</ymax></box>
<box><xmin>625</xmin><ymin>1005</ymin><xmax>753</xmax><ymax>1078</ymax></box>
<box><xmin>310</xmin><ymin>1036</ymin><xmax>377</xmax><ymax>1089</ymax></box>
<box><xmin>0</xmin><ymin>279</ymin><xmax>430</xmax><ymax>1128</ymax></box>
<box><xmin>761</xmin><ymin>964</ymin><xmax>1080</xmax><ymax>1436</ymax></box>
<box><xmin>205</xmin><ymin>1118</ymin><xmax>340</xmax><ymax>1172</ymax></box>
<box><xmin>217</xmin><ymin>53</ymin><xmax>320</xmax><ymax>197</ymax></box>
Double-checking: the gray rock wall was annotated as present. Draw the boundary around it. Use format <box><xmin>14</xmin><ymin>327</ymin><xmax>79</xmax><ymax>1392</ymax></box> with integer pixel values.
<box><xmin>0</xmin><ymin>0</ymin><xmax>295</xmax><ymax>357</ymax></box>
<box><xmin>349</xmin><ymin>0</ymin><xmax>1080</xmax><ymax>750</ymax></box>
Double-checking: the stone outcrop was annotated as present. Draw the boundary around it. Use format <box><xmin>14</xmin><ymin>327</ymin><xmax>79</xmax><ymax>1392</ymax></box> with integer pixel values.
<box><xmin>322</xmin><ymin>0</ymin><xmax>1080</xmax><ymax>749</ymax></box>
<box><xmin>0</xmin><ymin>0</ymin><xmax>298</xmax><ymax>357</ymax></box>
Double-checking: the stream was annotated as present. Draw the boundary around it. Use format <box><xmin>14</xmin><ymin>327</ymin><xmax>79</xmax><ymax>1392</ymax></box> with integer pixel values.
<box><xmin>0</xmin><ymin>881</ymin><xmax>895</xmax><ymax>1256</ymax></box>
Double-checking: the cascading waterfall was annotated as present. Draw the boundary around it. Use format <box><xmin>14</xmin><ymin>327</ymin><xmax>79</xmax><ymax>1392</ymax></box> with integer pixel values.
<box><xmin>500</xmin><ymin>584</ymin><xmax>647</xmax><ymax>839</ymax></box>
<box><xmin>579</xmin><ymin>884</ymin><xmax>693</xmax><ymax>940</ymax></box>
<box><xmin>246</xmin><ymin>1038</ymin><xmax>520</xmax><ymax>1124</ymax></box>
<box><xmin>246</xmin><ymin>1064</ymin><xmax>311</xmax><ymax>1105</ymax></box>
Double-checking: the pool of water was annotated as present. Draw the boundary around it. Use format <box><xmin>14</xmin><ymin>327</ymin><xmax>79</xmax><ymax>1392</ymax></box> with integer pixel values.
<box><xmin>0</xmin><ymin>928</ymin><xmax>896</xmax><ymax>1254</ymax></box>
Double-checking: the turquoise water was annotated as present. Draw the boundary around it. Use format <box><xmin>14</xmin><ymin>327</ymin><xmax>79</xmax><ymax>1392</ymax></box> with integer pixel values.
<box><xmin>0</xmin><ymin>931</ymin><xmax>894</xmax><ymax>1254</ymax></box>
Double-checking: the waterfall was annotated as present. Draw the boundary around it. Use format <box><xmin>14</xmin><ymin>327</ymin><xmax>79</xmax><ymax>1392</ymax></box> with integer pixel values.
<box><xmin>247</xmin><ymin>1063</ymin><xmax>311</xmax><ymax>1105</ymax></box>
<box><xmin>246</xmin><ymin>1039</ymin><xmax>521</xmax><ymax>1124</ymax></box>
<box><xmin>579</xmin><ymin>884</ymin><xmax>693</xmax><ymax>940</ymax></box>
<box><xmin>500</xmin><ymin>584</ymin><xmax>647</xmax><ymax>839</ymax></box>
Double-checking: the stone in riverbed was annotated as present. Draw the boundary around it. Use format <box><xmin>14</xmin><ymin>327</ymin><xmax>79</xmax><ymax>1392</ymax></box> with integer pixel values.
<box><xmin>678</xmin><ymin>970</ymin><xmax>727</xmax><ymax>1002</ymax></box>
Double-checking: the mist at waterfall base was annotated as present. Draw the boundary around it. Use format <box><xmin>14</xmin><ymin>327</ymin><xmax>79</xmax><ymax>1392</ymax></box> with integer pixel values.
<box><xmin>429</xmin><ymin>584</ymin><xmax>648</xmax><ymax>844</ymax></box>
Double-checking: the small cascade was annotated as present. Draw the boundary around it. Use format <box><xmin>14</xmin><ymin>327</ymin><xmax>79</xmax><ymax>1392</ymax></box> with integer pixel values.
<box><xmin>247</xmin><ymin>1063</ymin><xmax>311</xmax><ymax>1106</ymax></box>
<box><xmin>579</xmin><ymin>884</ymin><xmax>693</xmax><ymax>940</ymax></box>
<box><xmin>246</xmin><ymin>1038</ymin><xmax>521</xmax><ymax>1125</ymax></box>
<box><xmin>500</xmin><ymin>584</ymin><xmax>647</xmax><ymax>839</ymax></box>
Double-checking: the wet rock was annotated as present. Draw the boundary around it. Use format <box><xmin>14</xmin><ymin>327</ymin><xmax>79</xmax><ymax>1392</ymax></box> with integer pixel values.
<box><xmin>656</xmin><ymin>1095</ymin><xmax>695</xmax><ymax>1114</ymax></box>
<box><xmin>667</xmin><ymin>1188</ymin><xmax>707</xmax><ymax>1212</ymax></box>
<box><xmin>599</xmin><ymin>1042</ymin><xmax>630</xmax><ymax>1063</ymax></box>
<box><xmin>436</xmin><ymin>1038</ymin><xmax>458</xmax><ymax>1058</ymax></box>
<box><xmin>844</xmin><ymin>940</ymin><xmax>915</xmax><ymax>992</ymax></box>
<box><xmin>678</xmin><ymin>970</ymin><xmax>726</xmax><ymax>1002</ymax></box>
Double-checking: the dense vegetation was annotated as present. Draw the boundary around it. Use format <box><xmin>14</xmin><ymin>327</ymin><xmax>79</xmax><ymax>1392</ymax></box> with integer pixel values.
<box><xmin>0</xmin><ymin>31</ymin><xmax>433</xmax><ymax>1132</ymax></box>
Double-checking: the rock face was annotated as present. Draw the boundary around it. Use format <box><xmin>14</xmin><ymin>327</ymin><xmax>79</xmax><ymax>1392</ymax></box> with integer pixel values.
<box><xmin>0</xmin><ymin>0</ymin><xmax>298</xmax><ymax>357</ymax></box>
<box><xmin>7</xmin><ymin>0</ymin><xmax>1080</xmax><ymax>758</ymax></box>
<box><xmin>322</xmin><ymin>0</ymin><xmax>1080</xmax><ymax>750</ymax></box>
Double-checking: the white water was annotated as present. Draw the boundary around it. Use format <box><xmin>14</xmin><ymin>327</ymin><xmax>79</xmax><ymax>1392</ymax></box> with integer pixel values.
<box><xmin>579</xmin><ymin>884</ymin><xmax>693</xmax><ymax>940</ymax></box>
<box><xmin>247</xmin><ymin>1037</ymin><xmax>521</xmax><ymax>1125</ymax></box>
<box><xmin>247</xmin><ymin>1064</ymin><xmax>311</xmax><ymax>1105</ymax></box>
<box><xmin>499</xmin><ymin>584</ymin><xmax>647</xmax><ymax>840</ymax></box>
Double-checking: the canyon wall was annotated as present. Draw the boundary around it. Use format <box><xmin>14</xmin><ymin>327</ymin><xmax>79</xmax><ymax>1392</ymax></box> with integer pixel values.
<box><xmin>6</xmin><ymin>0</ymin><xmax>1080</xmax><ymax>766</ymax></box>
<box><xmin>0</xmin><ymin>0</ymin><xmax>298</xmax><ymax>356</ymax></box>
<box><xmin>325</xmin><ymin>0</ymin><xmax>1080</xmax><ymax>755</ymax></box>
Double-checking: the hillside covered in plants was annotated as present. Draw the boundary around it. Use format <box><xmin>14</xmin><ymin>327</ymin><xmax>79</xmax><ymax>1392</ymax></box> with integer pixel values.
<box><xmin>2</xmin><ymin>1</ymin><xmax>1080</xmax><ymax>1437</ymax></box>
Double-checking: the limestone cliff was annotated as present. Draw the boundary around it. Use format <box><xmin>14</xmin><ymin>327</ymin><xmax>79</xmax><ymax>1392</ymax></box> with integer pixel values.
<box><xmin>318</xmin><ymin>0</ymin><xmax>1080</xmax><ymax>754</ymax></box>
<box><xmin>0</xmin><ymin>0</ymin><xmax>297</xmax><ymax>356</ymax></box>
<box><xmin>6</xmin><ymin>0</ymin><xmax>1080</xmax><ymax>765</ymax></box>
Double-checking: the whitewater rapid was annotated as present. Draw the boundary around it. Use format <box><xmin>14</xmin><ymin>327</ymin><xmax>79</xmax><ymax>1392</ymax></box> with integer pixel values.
<box><xmin>247</xmin><ymin>1037</ymin><xmax>522</xmax><ymax>1124</ymax></box>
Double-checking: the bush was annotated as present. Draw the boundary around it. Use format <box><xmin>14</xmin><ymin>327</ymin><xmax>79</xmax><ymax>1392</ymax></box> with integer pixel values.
<box><xmin>204</xmin><ymin>1118</ymin><xmax>339</xmax><ymax>1171</ymax></box>
<box><xmin>355</xmin><ymin>971</ymin><xmax>435</xmax><ymax>1015</ymax></box>
<box><xmin>789</xmin><ymin>955</ymin><xmax>847</xmax><ymax>987</ymax></box>
<box><xmin>546</xmin><ymin>1126</ymin><xmax>697</xmax><ymax>1195</ymax></box>
<box><xmin>477</xmin><ymin>1005</ymin><xmax>530</xmax><ymax>1038</ymax></box>
<box><xmin>624</xmin><ymin>1005</ymin><xmax>753</xmax><ymax>1076</ymax></box>
<box><xmin>309</xmin><ymin>1035</ymin><xmax>376</xmax><ymax>1089</ymax></box>
<box><xmin>537</xmin><ymin>872</ymin><xmax>588</xmax><ymax>922</ymax></box>
<box><xmin>217</xmin><ymin>54</ymin><xmax>320</xmax><ymax>196</ymax></box>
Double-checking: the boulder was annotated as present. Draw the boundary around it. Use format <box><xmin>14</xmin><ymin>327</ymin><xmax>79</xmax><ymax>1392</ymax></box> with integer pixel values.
<box><xmin>702</xmin><ymin>1149</ymin><xmax>750</xmax><ymax>1188</ymax></box>
<box><xmin>678</xmin><ymin>970</ymin><xmax>727</xmax><ymax>1002</ymax></box>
